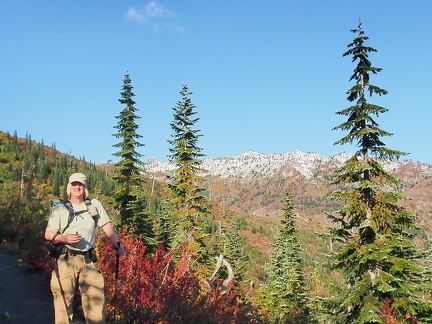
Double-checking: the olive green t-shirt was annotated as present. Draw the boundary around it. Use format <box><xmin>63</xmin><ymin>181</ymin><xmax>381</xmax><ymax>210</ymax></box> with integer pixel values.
<box><xmin>46</xmin><ymin>199</ymin><xmax>111</xmax><ymax>252</ymax></box>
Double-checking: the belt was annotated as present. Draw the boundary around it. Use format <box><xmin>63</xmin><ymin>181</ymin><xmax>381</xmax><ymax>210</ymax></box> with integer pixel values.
<box><xmin>66</xmin><ymin>248</ymin><xmax>90</xmax><ymax>256</ymax></box>
<box><xmin>62</xmin><ymin>247</ymin><xmax>97</xmax><ymax>263</ymax></box>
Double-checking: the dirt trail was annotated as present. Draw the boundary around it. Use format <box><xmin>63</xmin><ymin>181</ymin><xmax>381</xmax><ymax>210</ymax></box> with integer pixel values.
<box><xmin>0</xmin><ymin>252</ymin><xmax>53</xmax><ymax>323</ymax></box>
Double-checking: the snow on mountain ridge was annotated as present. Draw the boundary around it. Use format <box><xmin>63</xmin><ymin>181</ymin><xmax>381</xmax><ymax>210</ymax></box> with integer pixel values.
<box><xmin>144</xmin><ymin>150</ymin><xmax>432</xmax><ymax>181</ymax></box>
<box><xmin>146</xmin><ymin>150</ymin><xmax>342</xmax><ymax>180</ymax></box>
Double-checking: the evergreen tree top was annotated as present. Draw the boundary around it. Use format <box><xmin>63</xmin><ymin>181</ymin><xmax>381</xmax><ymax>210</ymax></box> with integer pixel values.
<box><xmin>333</xmin><ymin>20</ymin><xmax>407</xmax><ymax>161</ymax></box>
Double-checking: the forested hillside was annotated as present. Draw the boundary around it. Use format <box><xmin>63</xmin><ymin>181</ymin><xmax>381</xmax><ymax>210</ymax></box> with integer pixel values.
<box><xmin>0</xmin><ymin>129</ymin><xmax>271</xmax><ymax>321</ymax></box>
<box><xmin>147</xmin><ymin>151</ymin><xmax>432</xmax><ymax>262</ymax></box>
<box><xmin>0</xmin><ymin>130</ymin><xmax>116</xmax><ymax>254</ymax></box>
<box><xmin>2</xmin><ymin>128</ymin><xmax>431</xmax><ymax>322</ymax></box>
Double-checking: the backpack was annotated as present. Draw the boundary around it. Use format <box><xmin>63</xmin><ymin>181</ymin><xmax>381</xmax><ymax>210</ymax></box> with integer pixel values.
<box><xmin>46</xmin><ymin>198</ymin><xmax>96</xmax><ymax>258</ymax></box>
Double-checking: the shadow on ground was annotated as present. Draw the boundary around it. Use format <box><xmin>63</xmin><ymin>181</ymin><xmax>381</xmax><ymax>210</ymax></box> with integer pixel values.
<box><xmin>0</xmin><ymin>252</ymin><xmax>53</xmax><ymax>323</ymax></box>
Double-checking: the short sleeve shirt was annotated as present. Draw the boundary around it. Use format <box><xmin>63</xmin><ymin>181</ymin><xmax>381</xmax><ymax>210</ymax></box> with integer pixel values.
<box><xmin>46</xmin><ymin>198</ymin><xmax>111</xmax><ymax>252</ymax></box>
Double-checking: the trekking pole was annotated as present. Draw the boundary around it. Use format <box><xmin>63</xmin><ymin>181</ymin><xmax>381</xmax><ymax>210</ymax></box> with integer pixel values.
<box><xmin>54</xmin><ymin>258</ymin><xmax>72</xmax><ymax>323</ymax></box>
<box><xmin>113</xmin><ymin>242</ymin><xmax>120</xmax><ymax>322</ymax></box>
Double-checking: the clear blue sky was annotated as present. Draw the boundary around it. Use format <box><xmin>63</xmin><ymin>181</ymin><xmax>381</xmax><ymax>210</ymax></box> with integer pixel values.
<box><xmin>1</xmin><ymin>1</ymin><xmax>431</xmax><ymax>164</ymax></box>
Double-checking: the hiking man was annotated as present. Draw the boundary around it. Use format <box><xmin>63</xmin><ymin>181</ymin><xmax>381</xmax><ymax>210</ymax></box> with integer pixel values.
<box><xmin>45</xmin><ymin>172</ymin><xmax>125</xmax><ymax>323</ymax></box>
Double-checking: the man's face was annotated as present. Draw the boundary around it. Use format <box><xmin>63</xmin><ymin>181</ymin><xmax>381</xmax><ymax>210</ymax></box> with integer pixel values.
<box><xmin>70</xmin><ymin>181</ymin><xmax>85</xmax><ymax>199</ymax></box>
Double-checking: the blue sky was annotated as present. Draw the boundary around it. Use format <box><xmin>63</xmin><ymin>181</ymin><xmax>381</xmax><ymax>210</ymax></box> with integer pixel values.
<box><xmin>1</xmin><ymin>1</ymin><xmax>431</xmax><ymax>164</ymax></box>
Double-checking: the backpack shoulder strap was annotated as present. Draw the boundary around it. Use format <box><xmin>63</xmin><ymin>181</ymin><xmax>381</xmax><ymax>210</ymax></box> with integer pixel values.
<box><xmin>60</xmin><ymin>200</ymin><xmax>75</xmax><ymax>234</ymax></box>
<box><xmin>50</xmin><ymin>199</ymin><xmax>73</xmax><ymax>234</ymax></box>
<box><xmin>84</xmin><ymin>197</ymin><xmax>92</xmax><ymax>207</ymax></box>
<box><xmin>84</xmin><ymin>197</ymin><xmax>98</xmax><ymax>227</ymax></box>
<box><xmin>61</xmin><ymin>200</ymin><xmax>89</xmax><ymax>233</ymax></box>
<box><xmin>51</xmin><ymin>198</ymin><xmax>96</xmax><ymax>234</ymax></box>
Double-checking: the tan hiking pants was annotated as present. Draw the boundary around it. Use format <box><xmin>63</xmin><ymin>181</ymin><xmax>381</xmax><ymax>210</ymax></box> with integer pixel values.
<box><xmin>50</xmin><ymin>253</ymin><xmax>105</xmax><ymax>324</ymax></box>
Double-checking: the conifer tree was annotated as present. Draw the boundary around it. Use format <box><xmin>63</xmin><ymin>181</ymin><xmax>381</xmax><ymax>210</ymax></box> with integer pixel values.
<box><xmin>258</xmin><ymin>187</ymin><xmax>312</xmax><ymax>323</ymax></box>
<box><xmin>208</xmin><ymin>210</ymin><xmax>247</xmax><ymax>289</ymax></box>
<box><xmin>322</xmin><ymin>20</ymin><xmax>432</xmax><ymax>322</ymax></box>
<box><xmin>166</xmin><ymin>84</ymin><xmax>209</xmax><ymax>261</ymax></box>
<box><xmin>112</xmin><ymin>72</ymin><xmax>152</xmax><ymax>238</ymax></box>
<box><xmin>127</xmin><ymin>185</ymin><xmax>156</xmax><ymax>251</ymax></box>
<box><xmin>155</xmin><ymin>199</ymin><xmax>173</xmax><ymax>249</ymax></box>
<box><xmin>223</xmin><ymin>216</ymin><xmax>247</xmax><ymax>287</ymax></box>
<box><xmin>51</xmin><ymin>167</ymin><xmax>64</xmax><ymax>198</ymax></box>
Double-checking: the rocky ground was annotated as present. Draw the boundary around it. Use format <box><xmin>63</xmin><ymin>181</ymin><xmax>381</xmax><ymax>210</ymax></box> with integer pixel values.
<box><xmin>0</xmin><ymin>252</ymin><xmax>53</xmax><ymax>323</ymax></box>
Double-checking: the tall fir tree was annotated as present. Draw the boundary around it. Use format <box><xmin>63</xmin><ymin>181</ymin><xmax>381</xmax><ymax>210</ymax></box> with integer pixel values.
<box><xmin>112</xmin><ymin>72</ymin><xmax>153</xmax><ymax>240</ymax></box>
<box><xmin>127</xmin><ymin>185</ymin><xmax>156</xmax><ymax>251</ymax></box>
<box><xmin>258</xmin><ymin>187</ymin><xmax>312</xmax><ymax>324</ymax></box>
<box><xmin>155</xmin><ymin>199</ymin><xmax>173</xmax><ymax>249</ymax></box>
<box><xmin>322</xmin><ymin>20</ymin><xmax>432</xmax><ymax>323</ymax></box>
<box><xmin>166</xmin><ymin>84</ymin><xmax>209</xmax><ymax>262</ymax></box>
<box><xmin>223</xmin><ymin>216</ymin><xmax>248</xmax><ymax>288</ymax></box>
<box><xmin>209</xmin><ymin>209</ymin><xmax>248</xmax><ymax>290</ymax></box>
<box><xmin>222</xmin><ymin>211</ymin><xmax>248</xmax><ymax>288</ymax></box>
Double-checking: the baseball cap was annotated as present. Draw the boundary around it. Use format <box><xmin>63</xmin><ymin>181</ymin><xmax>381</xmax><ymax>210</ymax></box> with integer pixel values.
<box><xmin>66</xmin><ymin>172</ymin><xmax>89</xmax><ymax>198</ymax></box>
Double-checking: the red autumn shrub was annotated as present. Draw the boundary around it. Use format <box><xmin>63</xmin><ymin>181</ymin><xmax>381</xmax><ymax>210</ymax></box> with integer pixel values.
<box><xmin>378</xmin><ymin>298</ymin><xmax>418</xmax><ymax>324</ymax></box>
<box><xmin>97</xmin><ymin>229</ymin><xmax>246</xmax><ymax>323</ymax></box>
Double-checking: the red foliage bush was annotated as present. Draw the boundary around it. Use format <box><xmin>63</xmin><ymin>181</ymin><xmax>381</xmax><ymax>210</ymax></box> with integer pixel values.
<box><xmin>378</xmin><ymin>298</ymin><xmax>418</xmax><ymax>324</ymax></box>
<box><xmin>97</xmin><ymin>229</ymin><xmax>245</xmax><ymax>323</ymax></box>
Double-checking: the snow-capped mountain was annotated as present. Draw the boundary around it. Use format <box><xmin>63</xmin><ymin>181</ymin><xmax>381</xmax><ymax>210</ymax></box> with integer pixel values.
<box><xmin>144</xmin><ymin>149</ymin><xmax>432</xmax><ymax>233</ymax></box>
<box><xmin>145</xmin><ymin>150</ymin><xmax>432</xmax><ymax>182</ymax></box>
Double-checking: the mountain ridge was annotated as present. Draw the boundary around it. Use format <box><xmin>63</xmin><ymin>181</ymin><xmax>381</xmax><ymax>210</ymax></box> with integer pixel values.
<box><xmin>144</xmin><ymin>149</ymin><xmax>432</xmax><ymax>236</ymax></box>
<box><xmin>145</xmin><ymin>149</ymin><xmax>432</xmax><ymax>182</ymax></box>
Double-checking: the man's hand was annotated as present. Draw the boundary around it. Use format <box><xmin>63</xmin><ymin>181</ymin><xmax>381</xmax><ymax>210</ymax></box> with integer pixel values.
<box><xmin>65</xmin><ymin>232</ymin><xmax>81</xmax><ymax>244</ymax></box>
<box><xmin>115</xmin><ymin>242</ymin><xmax>126</xmax><ymax>256</ymax></box>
